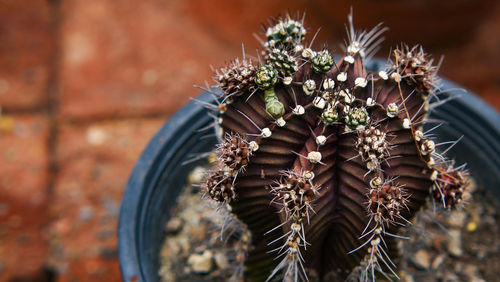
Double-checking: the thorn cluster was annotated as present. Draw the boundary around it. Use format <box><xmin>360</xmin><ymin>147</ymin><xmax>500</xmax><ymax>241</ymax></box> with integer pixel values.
<box><xmin>391</xmin><ymin>44</ymin><xmax>439</xmax><ymax>94</ymax></box>
<box><xmin>216</xmin><ymin>58</ymin><xmax>256</xmax><ymax>97</ymax></box>
<box><xmin>367</xmin><ymin>178</ymin><xmax>408</xmax><ymax>225</ymax></box>
<box><xmin>352</xmin><ymin>177</ymin><xmax>409</xmax><ymax>281</ymax></box>
<box><xmin>217</xmin><ymin>133</ymin><xmax>252</xmax><ymax>175</ymax></box>
<box><xmin>204</xmin><ymin>171</ymin><xmax>236</xmax><ymax>204</ymax></box>
<box><xmin>268</xmin><ymin>170</ymin><xmax>320</xmax><ymax>281</ymax></box>
<box><xmin>432</xmin><ymin>167</ymin><xmax>466</xmax><ymax>208</ymax></box>
<box><xmin>267</xmin><ymin>48</ymin><xmax>299</xmax><ymax>77</ymax></box>
<box><xmin>356</xmin><ymin>126</ymin><xmax>390</xmax><ymax>164</ymax></box>
<box><xmin>271</xmin><ymin>170</ymin><xmax>319</xmax><ymax>221</ymax></box>
<box><xmin>265</xmin><ymin>16</ymin><xmax>306</xmax><ymax>49</ymax></box>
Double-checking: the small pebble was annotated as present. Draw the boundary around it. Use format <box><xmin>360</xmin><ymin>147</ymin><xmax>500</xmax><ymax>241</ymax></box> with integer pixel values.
<box><xmin>448</xmin><ymin>210</ymin><xmax>466</xmax><ymax>227</ymax></box>
<box><xmin>466</xmin><ymin>221</ymin><xmax>477</xmax><ymax>232</ymax></box>
<box><xmin>463</xmin><ymin>264</ymin><xmax>485</xmax><ymax>281</ymax></box>
<box><xmin>442</xmin><ymin>272</ymin><xmax>460</xmax><ymax>281</ymax></box>
<box><xmin>165</xmin><ymin>217</ymin><xmax>183</xmax><ymax>234</ymax></box>
<box><xmin>447</xmin><ymin>229</ymin><xmax>463</xmax><ymax>257</ymax></box>
<box><xmin>399</xmin><ymin>270</ymin><xmax>415</xmax><ymax>282</ymax></box>
<box><xmin>187</xmin><ymin>250</ymin><xmax>214</xmax><ymax>274</ymax></box>
<box><xmin>431</xmin><ymin>254</ymin><xmax>446</xmax><ymax>270</ymax></box>
<box><xmin>188</xmin><ymin>167</ymin><xmax>206</xmax><ymax>185</ymax></box>
<box><xmin>214</xmin><ymin>251</ymin><xmax>229</xmax><ymax>270</ymax></box>
<box><xmin>412</xmin><ymin>249</ymin><xmax>431</xmax><ymax>270</ymax></box>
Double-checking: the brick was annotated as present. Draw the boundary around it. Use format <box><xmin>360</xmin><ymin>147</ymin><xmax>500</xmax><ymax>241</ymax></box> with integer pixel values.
<box><xmin>314</xmin><ymin>0</ymin><xmax>496</xmax><ymax>49</ymax></box>
<box><xmin>50</xmin><ymin>118</ymin><xmax>164</xmax><ymax>281</ymax></box>
<box><xmin>0</xmin><ymin>1</ymin><xmax>52</xmax><ymax>110</ymax></box>
<box><xmin>187</xmin><ymin>0</ymin><xmax>500</xmax><ymax>111</ymax></box>
<box><xmin>59</xmin><ymin>0</ymin><xmax>249</xmax><ymax>120</ymax></box>
<box><xmin>59</xmin><ymin>0</ymin><xmax>499</xmax><ymax>121</ymax></box>
<box><xmin>57</xmin><ymin>0</ymin><xmax>344</xmax><ymax>121</ymax></box>
<box><xmin>184</xmin><ymin>0</ymin><xmax>496</xmax><ymax>53</ymax></box>
<box><xmin>183</xmin><ymin>0</ymin><xmax>329</xmax><ymax>52</ymax></box>
<box><xmin>0</xmin><ymin>114</ymin><xmax>49</xmax><ymax>281</ymax></box>
<box><xmin>439</xmin><ymin>2</ymin><xmax>500</xmax><ymax>110</ymax></box>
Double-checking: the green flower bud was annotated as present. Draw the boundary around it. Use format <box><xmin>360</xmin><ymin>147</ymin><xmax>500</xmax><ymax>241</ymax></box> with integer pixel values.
<box><xmin>265</xmin><ymin>18</ymin><xmax>306</xmax><ymax>49</ymax></box>
<box><xmin>268</xmin><ymin>49</ymin><xmax>298</xmax><ymax>77</ymax></box>
<box><xmin>322</xmin><ymin>107</ymin><xmax>339</xmax><ymax>124</ymax></box>
<box><xmin>266</xmin><ymin>98</ymin><xmax>285</xmax><ymax>119</ymax></box>
<box><xmin>255</xmin><ymin>65</ymin><xmax>278</xmax><ymax>90</ymax></box>
<box><xmin>311</xmin><ymin>50</ymin><xmax>334</xmax><ymax>73</ymax></box>
<box><xmin>345</xmin><ymin>107</ymin><xmax>370</xmax><ymax>129</ymax></box>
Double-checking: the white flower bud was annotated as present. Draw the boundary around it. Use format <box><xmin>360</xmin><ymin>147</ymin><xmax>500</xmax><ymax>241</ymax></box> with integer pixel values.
<box><xmin>323</xmin><ymin>78</ymin><xmax>335</xmax><ymax>90</ymax></box>
<box><xmin>303</xmin><ymin>79</ymin><xmax>316</xmax><ymax>96</ymax></box>
<box><xmin>386</xmin><ymin>103</ymin><xmax>398</xmax><ymax>118</ymax></box>
<box><xmin>316</xmin><ymin>135</ymin><xmax>327</xmax><ymax>145</ymax></box>
<box><xmin>337</xmin><ymin>72</ymin><xmax>347</xmax><ymax>82</ymax></box>
<box><xmin>378</xmin><ymin>71</ymin><xmax>388</xmax><ymax>80</ymax></box>
<box><xmin>293</xmin><ymin>105</ymin><xmax>305</xmax><ymax>115</ymax></box>
<box><xmin>355</xmin><ymin>77</ymin><xmax>368</xmax><ymax>88</ymax></box>
<box><xmin>313</xmin><ymin>96</ymin><xmax>326</xmax><ymax>109</ymax></box>
<box><xmin>261</xmin><ymin>127</ymin><xmax>272</xmax><ymax>138</ymax></box>
<box><xmin>276</xmin><ymin>117</ymin><xmax>286</xmax><ymax>127</ymax></box>
<box><xmin>307</xmin><ymin>151</ymin><xmax>322</xmax><ymax>163</ymax></box>
<box><xmin>344</xmin><ymin>55</ymin><xmax>355</xmax><ymax>64</ymax></box>
<box><xmin>249</xmin><ymin>141</ymin><xmax>259</xmax><ymax>151</ymax></box>
<box><xmin>283</xmin><ymin>76</ymin><xmax>293</xmax><ymax>86</ymax></box>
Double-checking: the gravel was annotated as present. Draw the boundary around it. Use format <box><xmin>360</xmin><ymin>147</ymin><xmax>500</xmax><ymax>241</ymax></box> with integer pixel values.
<box><xmin>187</xmin><ymin>250</ymin><xmax>214</xmax><ymax>274</ymax></box>
<box><xmin>159</xmin><ymin>170</ymin><xmax>500</xmax><ymax>281</ymax></box>
<box><xmin>400</xmin><ymin>178</ymin><xmax>500</xmax><ymax>281</ymax></box>
<box><xmin>158</xmin><ymin>167</ymin><xmax>249</xmax><ymax>282</ymax></box>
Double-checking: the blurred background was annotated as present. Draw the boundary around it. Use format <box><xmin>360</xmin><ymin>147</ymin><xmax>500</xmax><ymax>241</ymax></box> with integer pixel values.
<box><xmin>0</xmin><ymin>0</ymin><xmax>498</xmax><ymax>281</ymax></box>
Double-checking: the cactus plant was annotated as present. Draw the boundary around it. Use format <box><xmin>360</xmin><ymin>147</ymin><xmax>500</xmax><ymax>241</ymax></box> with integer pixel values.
<box><xmin>200</xmin><ymin>12</ymin><xmax>467</xmax><ymax>281</ymax></box>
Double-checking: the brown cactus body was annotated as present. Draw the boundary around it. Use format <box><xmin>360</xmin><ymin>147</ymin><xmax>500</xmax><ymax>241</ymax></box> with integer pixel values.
<box><xmin>201</xmin><ymin>12</ymin><xmax>466</xmax><ymax>281</ymax></box>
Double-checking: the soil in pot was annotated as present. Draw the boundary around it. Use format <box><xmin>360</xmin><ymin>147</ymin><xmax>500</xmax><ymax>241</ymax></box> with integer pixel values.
<box><xmin>157</xmin><ymin>164</ymin><xmax>500</xmax><ymax>281</ymax></box>
<box><xmin>158</xmin><ymin>166</ymin><xmax>250</xmax><ymax>282</ymax></box>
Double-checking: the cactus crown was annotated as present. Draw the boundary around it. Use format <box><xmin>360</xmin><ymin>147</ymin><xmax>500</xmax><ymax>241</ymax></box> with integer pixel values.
<box><xmin>200</xmin><ymin>11</ymin><xmax>467</xmax><ymax>281</ymax></box>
